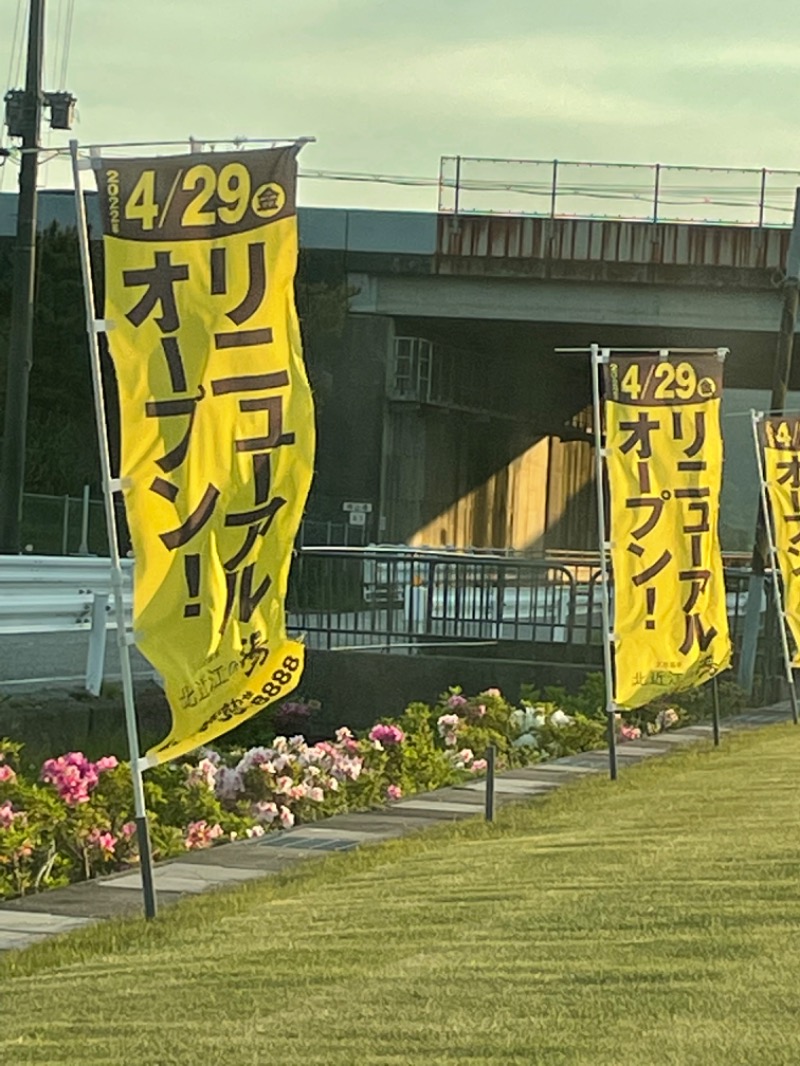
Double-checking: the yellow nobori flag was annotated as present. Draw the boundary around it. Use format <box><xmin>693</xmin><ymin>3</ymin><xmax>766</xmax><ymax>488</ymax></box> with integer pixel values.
<box><xmin>761</xmin><ymin>416</ymin><xmax>800</xmax><ymax>665</ymax></box>
<box><xmin>93</xmin><ymin>147</ymin><xmax>314</xmax><ymax>763</ymax></box>
<box><xmin>603</xmin><ymin>354</ymin><xmax>731</xmax><ymax>708</ymax></box>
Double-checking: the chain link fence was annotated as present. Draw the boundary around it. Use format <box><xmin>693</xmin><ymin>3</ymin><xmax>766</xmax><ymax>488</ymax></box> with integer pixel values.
<box><xmin>20</xmin><ymin>490</ymin><xmax>128</xmax><ymax>556</ymax></box>
<box><xmin>19</xmin><ymin>491</ymin><xmax>364</xmax><ymax>556</ymax></box>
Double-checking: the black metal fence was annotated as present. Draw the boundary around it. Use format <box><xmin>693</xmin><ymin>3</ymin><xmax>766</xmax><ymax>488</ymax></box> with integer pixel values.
<box><xmin>287</xmin><ymin>547</ymin><xmax>766</xmax><ymax>670</ymax></box>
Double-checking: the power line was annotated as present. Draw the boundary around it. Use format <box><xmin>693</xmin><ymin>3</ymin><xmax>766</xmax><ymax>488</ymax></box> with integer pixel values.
<box><xmin>60</xmin><ymin>0</ymin><xmax>75</xmax><ymax>88</ymax></box>
<box><xmin>12</xmin><ymin>0</ymin><xmax>29</xmax><ymax>87</ymax></box>
<box><xmin>5</xmin><ymin>0</ymin><xmax>26</xmax><ymax>90</ymax></box>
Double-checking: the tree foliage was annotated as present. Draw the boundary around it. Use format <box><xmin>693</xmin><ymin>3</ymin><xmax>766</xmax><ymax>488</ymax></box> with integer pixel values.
<box><xmin>0</xmin><ymin>222</ymin><xmax>100</xmax><ymax>495</ymax></box>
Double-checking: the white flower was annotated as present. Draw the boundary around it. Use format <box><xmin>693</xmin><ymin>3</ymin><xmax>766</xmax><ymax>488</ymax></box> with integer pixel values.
<box><xmin>509</xmin><ymin>709</ymin><xmax>527</xmax><ymax>732</ymax></box>
<box><xmin>550</xmin><ymin>710</ymin><xmax>574</xmax><ymax>728</ymax></box>
<box><xmin>214</xmin><ymin>767</ymin><xmax>245</xmax><ymax>801</ymax></box>
<box><xmin>235</xmin><ymin>747</ymin><xmax>273</xmax><ymax>775</ymax></box>
<box><xmin>513</xmin><ymin>732</ymin><xmax>538</xmax><ymax>748</ymax></box>
<box><xmin>253</xmin><ymin>801</ymin><xmax>278</xmax><ymax>824</ymax></box>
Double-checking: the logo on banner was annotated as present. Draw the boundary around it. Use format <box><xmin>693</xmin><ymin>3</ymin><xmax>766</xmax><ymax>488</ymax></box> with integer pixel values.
<box><xmin>93</xmin><ymin>146</ymin><xmax>315</xmax><ymax>763</ymax></box>
<box><xmin>603</xmin><ymin>353</ymin><xmax>731</xmax><ymax>708</ymax></box>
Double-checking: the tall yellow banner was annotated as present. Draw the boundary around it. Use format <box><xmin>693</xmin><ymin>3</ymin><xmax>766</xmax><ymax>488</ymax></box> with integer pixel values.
<box><xmin>603</xmin><ymin>353</ymin><xmax>731</xmax><ymax>708</ymax></box>
<box><xmin>761</xmin><ymin>415</ymin><xmax>800</xmax><ymax>664</ymax></box>
<box><xmin>93</xmin><ymin>147</ymin><xmax>314</xmax><ymax>762</ymax></box>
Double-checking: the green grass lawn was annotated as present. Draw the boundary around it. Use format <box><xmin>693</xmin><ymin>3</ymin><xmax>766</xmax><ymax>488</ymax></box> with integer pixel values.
<box><xmin>3</xmin><ymin>726</ymin><xmax>800</xmax><ymax>1065</ymax></box>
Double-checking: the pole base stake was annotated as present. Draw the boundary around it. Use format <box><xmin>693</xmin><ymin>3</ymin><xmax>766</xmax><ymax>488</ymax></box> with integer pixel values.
<box><xmin>135</xmin><ymin>815</ymin><xmax>158</xmax><ymax>920</ymax></box>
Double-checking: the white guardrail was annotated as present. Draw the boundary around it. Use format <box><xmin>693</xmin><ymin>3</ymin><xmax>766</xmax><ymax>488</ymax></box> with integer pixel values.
<box><xmin>0</xmin><ymin>555</ymin><xmax>134</xmax><ymax>695</ymax></box>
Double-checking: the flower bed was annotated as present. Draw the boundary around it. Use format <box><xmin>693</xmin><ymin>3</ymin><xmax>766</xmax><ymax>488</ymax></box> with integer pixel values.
<box><xmin>0</xmin><ymin>677</ymin><xmax>717</xmax><ymax>901</ymax></box>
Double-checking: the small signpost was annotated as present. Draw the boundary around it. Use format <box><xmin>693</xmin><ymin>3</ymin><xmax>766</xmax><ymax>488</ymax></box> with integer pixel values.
<box><xmin>343</xmin><ymin>502</ymin><xmax>372</xmax><ymax>527</ymax></box>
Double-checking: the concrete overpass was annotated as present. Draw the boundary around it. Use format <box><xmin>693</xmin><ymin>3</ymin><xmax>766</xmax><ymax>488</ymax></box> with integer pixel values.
<box><xmin>1</xmin><ymin>190</ymin><xmax>796</xmax><ymax>553</ymax></box>
<box><xmin>336</xmin><ymin>212</ymin><xmax>797</xmax><ymax>553</ymax></box>
<box><xmin>355</xmin><ymin>213</ymin><xmax>791</xmax><ymax>328</ymax></box>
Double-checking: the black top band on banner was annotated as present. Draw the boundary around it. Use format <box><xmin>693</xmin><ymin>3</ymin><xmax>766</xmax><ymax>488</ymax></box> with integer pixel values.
<box><xmin>92</xmin><ymin>145</ymin><xmax>304</xmax><ymax>241</ymax></box>
<box><xmin>755</xmin><ymin>410</ymin><xmax>800</xmax><ymax>451</ymax></box>
<box><xmin>603</xmin><ymin>352</ymin><xmax>725</xmax><ymax>407</ymax></box>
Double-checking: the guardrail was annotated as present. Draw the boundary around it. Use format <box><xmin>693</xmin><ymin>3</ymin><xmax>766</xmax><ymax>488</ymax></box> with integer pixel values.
<box><xmin>0</xmin><ymin>555</ymin><xmax>133</xmax><ymax>694</ymax></box>
<box><xmin>1</xmin><ymin>549</ymin><xmax>778</xmax><ymax>696</ymax></box>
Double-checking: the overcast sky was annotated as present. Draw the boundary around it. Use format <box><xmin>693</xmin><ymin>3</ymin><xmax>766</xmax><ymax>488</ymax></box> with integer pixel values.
<box><xmin>1</xmin><ymin>0</ymin><xmax>799</xmax><ymax>210</ymax></box>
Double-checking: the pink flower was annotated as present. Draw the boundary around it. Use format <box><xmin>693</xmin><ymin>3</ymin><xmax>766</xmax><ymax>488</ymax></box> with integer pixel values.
<box><xmin>308</xmin><ymin>786</ymin><xmax>324</xmax><ymax>803</ymax></box>
<box><xmin>437</xmin><ymin>713</ymin><xmax>460</xmax><ymax>746</ymax></box>
<box><xmin>386</xmin><ymin>784</ymin><xmax>402</xmax><ymax>801</ymax></box>
<box><xmin>0</xmin><ymin>764</ymin><xmax>17</xmax><ymax>784</ymax></box>
<box><xmin>446</xmin><ymin>694</ymin><xmax>468</xmax><ymax>709</ymax></box>
<box><xmin>368</xmin><ymin>724</ymin><xmax>405</xmax><ymax>747</ymax></box>
<box><xmin>471</xmin><ymin>759</ymin><xmax>488</xmax><ymax>773</ymax></box>
<box><xmin>40</xmin><ymin>752</ymin><xmax>117</xmax><ymax>807</ymax></box>
<box><xmin>619</xmin><ymin>723</ymin><xmax>641</xmax><ymax>742</ymax></box>
<box><xmin>0</xmin><ymin>800</ymin><xmax>21</xmax><ymax>828</ymax></box>
<box><xmin>253</xmin><ymin>801</ymin><xmax>279</xmax><ymax>824</ymax></box>
<box><xmin>184</xmin><ymin>820</ymin><xmax>223</xmax><ymax>849</ymax></box>
<box><xmin>246</xmin><ymin>825</ymin><xmax>265</xmax><ymax>839</ymax></box>
<box><xmin>274</xmin><ymin>775</ymin><xmax>294</xmax><ymax>795</ymax></box>
<box><xmin>278</xmin><ymin>805</ymin><xmax>295</xmax><ymax>829</ymax></box>
<box><xmin>87</xmin><ymin>828</ymin><xmax>117</xmax><ymax>856</ymax></box>
<box><xmin>186</xmin><ymin>758</ymin><xmax>217</xmax><ymax>789</ymax></box>
<box><xmin>120</xmin><ymin>821</ymin><xmax>136</xmax><ymax>839</ymax></box>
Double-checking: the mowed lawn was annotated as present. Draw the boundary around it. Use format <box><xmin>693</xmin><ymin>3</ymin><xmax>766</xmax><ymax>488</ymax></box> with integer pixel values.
<box><xmin>3</xmin><ymin>727</ymin><xmax>800</xmax><ymax>1066</ymax></box>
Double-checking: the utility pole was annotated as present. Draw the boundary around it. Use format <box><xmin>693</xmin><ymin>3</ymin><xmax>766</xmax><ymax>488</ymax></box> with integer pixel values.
<box><xmin>0</xmin><ymin>0</ymin><xmax>45</xmax><ymax>553</ymax></box>
<box><xmin>0</xmin><ymin>0</ymin><xmax>75</xmax><ymax>552</ymax></box>
<box><xmin>738</xmin><ymin>188</ymin><xmax>800</xmax><ymax>694</ymax></box>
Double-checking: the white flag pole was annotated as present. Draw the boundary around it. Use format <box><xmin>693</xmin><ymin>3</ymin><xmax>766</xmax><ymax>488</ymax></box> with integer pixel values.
<box><xmin>69</xmin><ymin>140</ymin><xmax>158</xmax><ymax>918</ymax></box>
<box><xmin>590</xmin><ymin>343</ymin><xmax>618</xmax><ymax>780</ymax></box>
<box><xmin>750</xmin><ymin>409</ymin><xmax>799</xmax><ymax>724</ymax></box>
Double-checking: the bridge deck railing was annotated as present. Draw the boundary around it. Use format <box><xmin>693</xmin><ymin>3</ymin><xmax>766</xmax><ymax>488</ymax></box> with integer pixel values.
<box><xmin>438</xmin><ymin>156</ymin><xmax>800</xmax><ymax>227</ymax></box>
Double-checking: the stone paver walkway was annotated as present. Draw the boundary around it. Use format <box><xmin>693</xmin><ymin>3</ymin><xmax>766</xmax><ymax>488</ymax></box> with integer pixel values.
<box><xmin>0</xmin><ymin>701</ymin><xmax>792</xmax><ymax>953</ymax></box>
